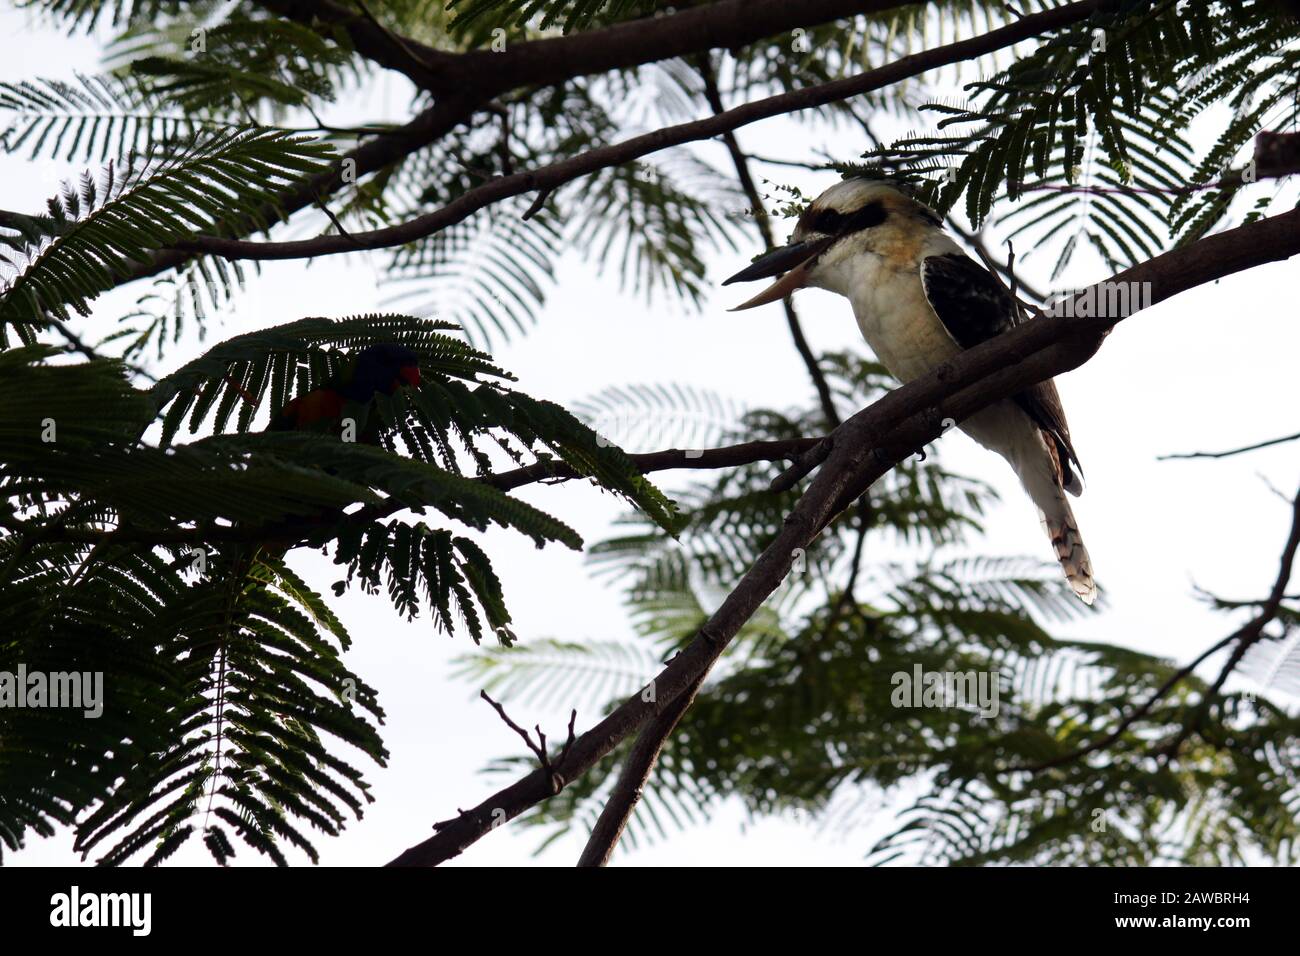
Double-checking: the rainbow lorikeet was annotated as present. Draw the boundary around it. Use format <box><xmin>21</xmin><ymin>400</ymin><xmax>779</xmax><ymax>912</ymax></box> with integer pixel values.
<box><xmin>201</xmin><ymin>346</ymin><xmax>423</xmax><ymax>657</ymax></box>
<box><xmin>270</xmin><ymin>344</ymin><xmax>421</xmax><ymax>435</ymax></box>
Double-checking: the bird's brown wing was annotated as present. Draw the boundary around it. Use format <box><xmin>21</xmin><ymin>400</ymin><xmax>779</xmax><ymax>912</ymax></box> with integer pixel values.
<box><xmin>920</xmin><ymin>253</ymin><xmax>1083</xmax><ymax>494</ymax></box>
<box><xmin>1019</xmin><ymin>378</ymin><xmax>1083</xmax><ymax>494</ymax></box>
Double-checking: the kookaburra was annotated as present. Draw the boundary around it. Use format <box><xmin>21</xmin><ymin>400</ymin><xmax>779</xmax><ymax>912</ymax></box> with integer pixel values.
<box><xmin>723</xmin><ymin>179</ymin><xmax>1095</xmax><ymax>604</ymax></box>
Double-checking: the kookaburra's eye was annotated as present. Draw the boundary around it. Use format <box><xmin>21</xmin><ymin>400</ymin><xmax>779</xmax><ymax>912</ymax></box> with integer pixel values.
<box><xmin>809</xmin><ymin>208</ymin><xmax>845</xmax><ymax>234</ymax></box>
<box><xmin>809</xmin><ymin>200</ymin><xmax>887</xmax><ymax>236</ymax></box>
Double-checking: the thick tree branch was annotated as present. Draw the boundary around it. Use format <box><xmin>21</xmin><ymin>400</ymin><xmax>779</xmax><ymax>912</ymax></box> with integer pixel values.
<box><xmin>171</xmin><ymin>0</ymin><xmax>1106</xmax><ymax>261</ymax></box>
<box><xmin>139</xmin><ymin>0</ymin><xmax>943</xmax><ymax>297</ymax></box>
<box><xmin>572</xmin><ymin>57</ymin><xmax>871</xmax><ymax>863</ymax></box>
<box><xmin>383</xmin><ymin>203</ymin><xmax>1300</xmax><ymax>867</ymax></box>
<box><xmin>261</xmin><ymin>0</ymin><xmax>931</xmax><ymax>97</ymax></box>
<box><xmin>252</xmin><ymin>0</ymin><xmax>456</xmax><ymax>92</ymax></box>
<box><xmin>575</xmin><ymin>674</ymin><xmax>705</xmax><ymax>867</ymax></box>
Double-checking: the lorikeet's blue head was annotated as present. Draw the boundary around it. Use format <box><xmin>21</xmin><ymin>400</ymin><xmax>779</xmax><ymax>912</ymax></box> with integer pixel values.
<box><xmin>341</xmin><ymin>344</ymin><xmax>421</xmax><ymax>402</ymax></box>
<box><xmin>270</xmin><ymin>344</ymin><xmax>422</xmax><ymax>431</ymax></box>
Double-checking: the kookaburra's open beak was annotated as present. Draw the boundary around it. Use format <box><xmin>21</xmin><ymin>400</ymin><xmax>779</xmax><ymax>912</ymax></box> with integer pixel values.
<box><xmin>722</xmin><ymin>236</ymin><xmax>836</xmax><ymax>311</ymax></box>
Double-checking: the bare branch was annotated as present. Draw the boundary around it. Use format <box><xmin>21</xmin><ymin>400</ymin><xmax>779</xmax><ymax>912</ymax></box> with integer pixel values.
<box><xmin>1158</xmin><ymin>430</ymin><xmax>1300</xmax><ymax>461</ymax></box>
<box><xmin>522</xmin><ymin>186</ymin><xmax>552</xmax><ymax>220</ymax></box>
<box><xmin>484</xmin><ymin>437</ymin><xmax>820</xmax><ymax>493</ymax></box>
<box><xmin>262</xmin><ymin>0</ymin><xmax>934</xmax><ymax>97</ymax></box>
<box><xmin>479</xmin><ymin>691</ymin><xmax>577</xmax><ymax>795</ymax></box>
<box><xmin>576</xmin><ymin>675</ymin><xmax>704</xmax><ymax>868</ymax></box>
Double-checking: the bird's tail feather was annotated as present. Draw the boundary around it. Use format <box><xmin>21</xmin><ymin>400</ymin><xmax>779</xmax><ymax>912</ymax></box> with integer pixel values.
<box><xmin>963</xmin><ymin>409</ymin><xmax>1096</xmax><ymax>603</ymax></box>
<box><xmin>1039</xmin><ymin>497</ymin><xmax>1096</xmax><ymax>605</ymax></box>
<box><xmin>1008</xmin><ymin>427</ymin><xmax>1096</xmax><ymax>604</ymax></box>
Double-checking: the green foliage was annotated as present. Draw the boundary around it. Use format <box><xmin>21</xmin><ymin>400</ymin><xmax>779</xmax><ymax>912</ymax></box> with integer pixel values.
<box><xmin>0</xmin><ymin>72</ymin><xmax>224</xmax><ymax>165</ymax></box>
<box><xmin>850</xmin><ymin>0</ymin><xmax>1300</xmax><ymax>274</ymax></box>
<box><xmin>571</xmin><ymin>155</ymin><xmax>738</xmax><ymax>306</ymax></box>
<box><xmin>110</xmin><ymin>253</ymin><xmax>254</xmax><ymax>362</ymax></box>
<box><xmin>10</xmin><ymin>0</ymin><xmax>1299</xmax><ymax>870</ymax></box>
<box><xmin>124</xmin><ymin>17</ymin><xmax>356</xmax><ymax>114</ymax></box>
<box><xmin>572</xmin><ymin>382</ymin><xmax>748</xmax><ymax>452</ymax></box>
<box><xmin>20</xmin><ymin>0</ymin><xmax>186</xmax><ymax>33</ymax></box>
<box><xmin>0</xmin><ymin>315</ymin><xmax>677</xmax><ymax>863</ymax></box>
<box><xmin>0</xmin><ymin>127</ymin><xmax>332</xmax><ymax>344</ymax></box>
<box><xmin>478</xmin><ymin>511</ymin><xmax>1300</xmax><ymax>864</ymax></box>
<box><xmin>149</xmin><ymin>314</ymin><xmax>514</xmax><ymax>441</ymax></box>
<box><xmin>1240</xmin><ymin>627</ymin><xmax>1300</xmax><ymax>697</ymax></box>
<box><xmin>149</xmin><ymin>314</ymin><xmax>679</xmax><ymax>533</ymax></box>
<box><xmin>383</xmin><ymin>203</ymin><xmax>563</xmax><ymax>348</ymax></box>
<box><xmin>457</xmin><ymin>637</ymin><xmax>662</xmax><ymax>709</ymax></box>
<box><xmin>335</xmin><ymin>521</ymin><xmax>515</xmax><ymax>644</ymax></box>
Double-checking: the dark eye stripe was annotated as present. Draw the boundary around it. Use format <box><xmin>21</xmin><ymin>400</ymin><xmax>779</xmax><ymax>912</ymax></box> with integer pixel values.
<box><xmin>808</xmin><ymin>200</ymin><xmax>887</xmax><ymax>236</ymax></box>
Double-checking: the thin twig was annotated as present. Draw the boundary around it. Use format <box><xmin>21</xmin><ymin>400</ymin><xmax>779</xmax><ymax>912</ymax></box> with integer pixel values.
<box><xmin>942</xmin><ymin>211</ymin><xmax>1047</xmax><ymax>311</ymax></box>
<box><xmin>490</xmin><ymin>103</ymin><xmax>515</xmax><ymax>176</ymax></box>
<box><xmin>746</xmin><ymin>153</ymin><xmax>838</xmax><ymax>171</ymax></box>
<box><xmin>1002</xmin><ymin>632</ymin><xmax>1235</xmax><ymax>774</ymax></box>
<box><xmin>312</xmin><ymin>190</ymin><xmax>359</xmax><ymax>243</ymax></box>
<box><xmin>522</xmin><ymin>186</ymin><xmax>553</xmax><ymax>220</ymax></box>
<box><xmin>1158</xmin><ymin>429</ymin><xmax>1300</xmax><ymax>461</ymax></box>
<box><xmin>822</xmin><ymin>499</ymin><xmax>872</xmax><ymax>638</ymax></box>
<box><xmin>480</xmin><ymin>691</ymin><xmax>577</xmax><ymax>794</ymax></box>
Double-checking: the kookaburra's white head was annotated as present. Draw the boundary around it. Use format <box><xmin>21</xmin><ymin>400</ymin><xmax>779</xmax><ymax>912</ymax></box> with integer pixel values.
<box><xmin>723</xmin><ymin>178</ymin><xmax>944</xmax><ymax>309</ymax></box>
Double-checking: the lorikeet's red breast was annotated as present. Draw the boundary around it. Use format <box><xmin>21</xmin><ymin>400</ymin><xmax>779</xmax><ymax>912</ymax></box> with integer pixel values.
<box><xmin>271</xmin><ymin>345</ymin><xmax>421</xmax><ymax>432</ymax></box>
<box><xmin>277</xmin><ymin>388</ymin><xmax>345</xmax><ymax>430</ymax></box>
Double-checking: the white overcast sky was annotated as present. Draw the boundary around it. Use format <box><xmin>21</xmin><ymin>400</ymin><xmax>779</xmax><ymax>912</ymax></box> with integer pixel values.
<box><xmin>5</xmin><ymin>5</ymin><xmax>1299</xmax><ymax>867</ymax></box>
